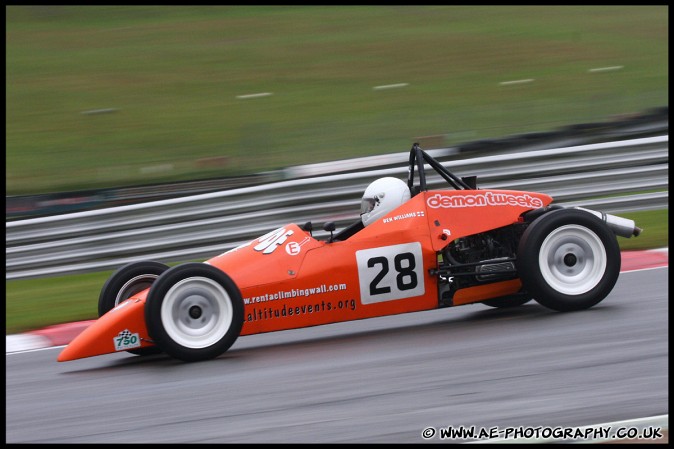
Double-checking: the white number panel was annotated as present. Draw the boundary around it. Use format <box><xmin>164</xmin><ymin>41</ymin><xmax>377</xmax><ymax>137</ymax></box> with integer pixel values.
<box><xmin>356</xmin><ymin>242</ymin><xmax>425</xmax><ymax>304</ymax></box>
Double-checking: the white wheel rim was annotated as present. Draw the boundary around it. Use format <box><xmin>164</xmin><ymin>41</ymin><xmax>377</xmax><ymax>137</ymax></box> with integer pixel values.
<box><xmin>160</xmin><ymin>276</ymin><xmax>234</xmax><ymax>349</ymax></box>
<box><xmin>538</xmin><ymin>224</ymin><xmax>607</xmax><ymax>295</ymax></box>
<box><xmin>116</xmin><ymin>274</ymin><xmax>158</xmax><ymax>306</ymax></box>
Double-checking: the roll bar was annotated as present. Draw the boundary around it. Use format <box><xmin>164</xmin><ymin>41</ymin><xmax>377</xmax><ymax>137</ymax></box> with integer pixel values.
<box><xmin>407</xmin><ymin>143</ymin><xmax>473</xmax><ymax>192</ymax></box>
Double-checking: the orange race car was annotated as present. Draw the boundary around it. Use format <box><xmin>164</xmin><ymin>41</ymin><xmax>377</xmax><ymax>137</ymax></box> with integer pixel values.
<box><xmin>58</xmin><ymin>143</ymin><xmax>641</xmax><ymax>363</ymax></box>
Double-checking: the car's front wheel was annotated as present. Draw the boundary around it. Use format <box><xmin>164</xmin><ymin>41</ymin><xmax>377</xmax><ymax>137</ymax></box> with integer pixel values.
<box><xmin>145</xmin><ymin>263</ymin><xmax>244</xmax><ymax>362</ymax></box>
<box><xmin>517</xmin><ymin>209</ymin><xmax>620</xmax><ymax>312</ymax></box>
<box><xmin>98</xmin><ymin>261</ymin><xmax>169</xmax><ymax>355</ymax></box>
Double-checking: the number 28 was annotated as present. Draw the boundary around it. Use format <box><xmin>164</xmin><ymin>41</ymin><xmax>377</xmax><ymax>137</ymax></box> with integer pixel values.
<box><xmin>368</xmin><ymin>252</ymin><xmax>418</xmax><ymax>296</ymax></box>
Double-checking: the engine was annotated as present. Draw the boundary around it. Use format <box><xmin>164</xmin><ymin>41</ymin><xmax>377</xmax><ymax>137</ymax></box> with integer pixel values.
<box><xmin>444</xmin><ymin>224</ymin><xmax>524</xmax><ymax>265</ymax></box>
<box><xmin>435</xmin><ymin>223</ymin><xmax>528</xmax><ymax>298</ymax></box>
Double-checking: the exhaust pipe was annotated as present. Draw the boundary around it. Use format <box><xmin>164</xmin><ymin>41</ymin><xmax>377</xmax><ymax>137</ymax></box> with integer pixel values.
<box><xmin>573</xmin><ymin>207</ymin><xmax>642</xmax><ymax>238</ymax></box>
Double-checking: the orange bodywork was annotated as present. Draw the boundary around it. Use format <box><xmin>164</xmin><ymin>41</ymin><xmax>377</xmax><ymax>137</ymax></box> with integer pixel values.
<box><xmin>58</xmin><ymin>189</ymin><xmax>552</xmax><ymax>362</ymax></box>
<box><xmin>57</xmin><ymin>297</ymin><xmax>151</xmax><ymax>362</ymax></box>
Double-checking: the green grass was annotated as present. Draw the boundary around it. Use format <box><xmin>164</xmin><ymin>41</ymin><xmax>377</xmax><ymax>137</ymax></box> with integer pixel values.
<box><xmin>612</xmin><ymin>209</ymin><xmax>669</xmax><ymax>251</ymax></box>
<box><xmin>6</xmin><ymin>5</ymin><xmax>668</xmax><ymax>195</ymax></box>
<box><xmin>5</xmin><ymin>209</ymin><xmax>667</xmax><ymax>335</ymax></box>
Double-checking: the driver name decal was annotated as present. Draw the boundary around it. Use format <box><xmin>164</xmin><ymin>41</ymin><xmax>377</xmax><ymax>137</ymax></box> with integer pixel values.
<box><xmin>427</xmin><ymin>192</ymin><xmax>543</xmax><ymax>209</ymax></box>
<box><xmin>383</xmin><ymin>210</ymin><xmax>425</xmax><ymax>223</ymax></box>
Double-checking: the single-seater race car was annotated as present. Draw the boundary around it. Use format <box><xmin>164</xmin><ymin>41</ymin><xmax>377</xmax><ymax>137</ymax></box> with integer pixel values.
<box><xmin>58</xmin><ymin>143</ymin><xmax>641</xmax><ymax>363</ymax></box>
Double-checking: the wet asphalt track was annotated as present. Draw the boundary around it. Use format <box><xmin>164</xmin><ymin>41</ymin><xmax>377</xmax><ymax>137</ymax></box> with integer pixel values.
<box><xmin>6</xmin><ymin>267</ymin><xmax>668</xmax><ymax>443</ymax></box>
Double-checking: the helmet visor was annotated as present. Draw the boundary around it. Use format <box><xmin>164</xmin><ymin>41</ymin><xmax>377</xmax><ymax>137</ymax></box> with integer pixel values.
<box><xmin>360</xmin><ymin>197</ymin><xmax>377</xmax><ymax>215</ymax></box>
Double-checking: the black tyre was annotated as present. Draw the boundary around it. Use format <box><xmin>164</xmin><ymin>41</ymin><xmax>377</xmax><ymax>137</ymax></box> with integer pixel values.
<box><xmin>145</xmin><ymin>263</ymin><xmax>244</xmax><ymax>362</ymax></box>
<box><xmin>517</xmin><ymin>209</ymin><xmax>620</xmax><ymax>312</ymax></box>
<box><xmin>99</xmin><ymin>261</ymin><xmax>169</xmax><ymax>355</ymax></box>
<box><xmin>482</xmin><ymin>293</ymin><xmax>532</xmax><ymax>308</ymax></box>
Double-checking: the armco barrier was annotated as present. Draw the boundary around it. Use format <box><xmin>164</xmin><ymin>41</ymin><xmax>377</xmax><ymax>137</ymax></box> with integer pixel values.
<box><xmin>5</xmin><ymin>136</ymin><xmax>668</xmax><ymax>280</ymax></box>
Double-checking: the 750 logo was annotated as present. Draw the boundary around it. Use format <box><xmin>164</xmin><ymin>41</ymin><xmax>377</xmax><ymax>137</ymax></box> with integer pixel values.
<box><xmin>113</xmin><ymin>329</ymin><xmax>141</xmax><ymax>351</ymax></box>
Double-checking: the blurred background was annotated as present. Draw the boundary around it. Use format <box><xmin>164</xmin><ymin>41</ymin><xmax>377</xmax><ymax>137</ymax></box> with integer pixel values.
<box><xmin>5</xmin><ymin>5</ymin><xmax>669</xmax><ymax>333</ymax></box>
<box><xmin>6</xmin><ymin>5</ymin><xmax>668</xmax><ymax>197</ymax></box>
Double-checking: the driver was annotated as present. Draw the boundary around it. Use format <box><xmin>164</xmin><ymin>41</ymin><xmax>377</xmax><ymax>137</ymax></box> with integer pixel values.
<box><xmin>360</xmin><ymin>177</ymin><xmax>411</xmax><ymax>226</ymax></box>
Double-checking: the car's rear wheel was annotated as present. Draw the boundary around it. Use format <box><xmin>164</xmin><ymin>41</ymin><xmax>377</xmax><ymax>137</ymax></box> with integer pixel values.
<box><xmin>98</xmin><ymin>261</ymin><xmax>169</xmax><ymax>355</ymax></box>
<box><xmin>145</xmin><ymin>263</ymin><xmax>244</xmax><ymax>362</ymax></box>
<box><xmin>517</xmin><ymin>209</ymin><xmax>620</xmax><ymax>312</ymax></box>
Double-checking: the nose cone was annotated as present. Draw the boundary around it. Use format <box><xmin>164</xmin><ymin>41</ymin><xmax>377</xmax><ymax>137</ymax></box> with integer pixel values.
<box><xmin>57</xmin><ymin>340</ymin><xmax>87</xmax><ymax>362</ymax></box>
<box><xmin>57</xmin><ymin>298</ymin><xmax>152</xmax><ymax>362</ymax></box>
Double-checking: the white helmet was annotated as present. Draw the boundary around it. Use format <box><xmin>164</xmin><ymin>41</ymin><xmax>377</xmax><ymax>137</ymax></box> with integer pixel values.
<box><xmin>360</xmin><ymin>177</ymin><xmax>411</xmax><ymax>226</ymax></box>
